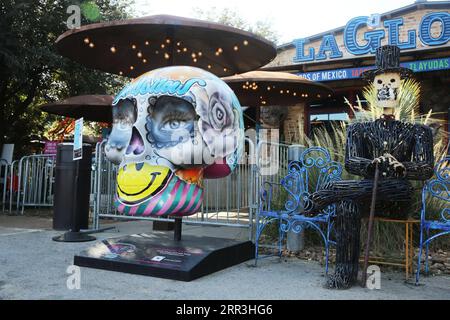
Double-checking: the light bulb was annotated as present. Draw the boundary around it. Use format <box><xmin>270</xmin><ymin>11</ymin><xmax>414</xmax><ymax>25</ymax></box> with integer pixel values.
<box><xmin>89</xmin><ymin>43</ymin><xmax>94</xmax><ymax>48</ymax></box>
<box><xmin>243</xmin><ymin>40</ymin><xmax>248</xmax><ymax>46</ymax></box>
<box><xmin>233</xmin><ymin>45</ymin><xmax>238</xmax><ymax>51</ymax></box>
<box><xmin>137</xmin><ymin>52</ymin><xmax>142</xmax><ymax>58</ymax></box>
<box><xmin>164</xmin><ymin>53</ymin><xmax>170</xmax><ymax>60</ymax></box>
<box><xmin>131</xmin><ymin>44</ymin><xmax>136</xmax><ymax>49</ymax></box>
<box><xmin>145</xmin><ymin>41</ymin><xmax>149</xmax><ymax>46</ymax></box>
<box><xmin>110</xmin><ymin>46</ymin><xmax>116</xmax><ymax>53</ymax></box>
<box><xmin>83</xmin><ymin>37</ymin><xmax>90</xmax><ymax>44</ymax></box>
<box><xmin>130</xmin><ymin>66</ymin><xmax>134</xmax><ymax>70</ymax></box>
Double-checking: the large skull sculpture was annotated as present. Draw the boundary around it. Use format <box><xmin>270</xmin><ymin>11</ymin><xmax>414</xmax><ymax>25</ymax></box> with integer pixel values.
<box><xmin>373</xmin><ymin>72</ymin><xmax>401</xmax><ymax>113</ymax></box>
<box><xmin>105</xmin><ymin>66</ymin><xmax>244</xmax><ymax>217</ymax></box>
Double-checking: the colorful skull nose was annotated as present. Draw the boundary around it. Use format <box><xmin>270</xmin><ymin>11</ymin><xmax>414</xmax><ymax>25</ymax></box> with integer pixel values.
<box><xmin>117</xmin><ymin>163</ymin><xmax>171</xmax><ymax>205</ymax></box>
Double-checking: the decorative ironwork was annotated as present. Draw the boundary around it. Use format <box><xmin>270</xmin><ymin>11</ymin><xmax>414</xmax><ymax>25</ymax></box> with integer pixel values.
<box><xmin>255</xmin><ymin>147</ymin><xmax>342</xmax><ymax>275</ymax></box>
<box><xmin>416</xmin><ymin>157</ymin><xmax>450</xmax><ymax>285</ymax></box>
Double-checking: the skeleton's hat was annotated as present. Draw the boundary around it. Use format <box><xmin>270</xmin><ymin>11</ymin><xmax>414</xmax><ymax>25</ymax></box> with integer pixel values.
<box><xmin>362</xmin><ymin>45</ymin><xmax>413</xmax><ymax>81</ymax></box>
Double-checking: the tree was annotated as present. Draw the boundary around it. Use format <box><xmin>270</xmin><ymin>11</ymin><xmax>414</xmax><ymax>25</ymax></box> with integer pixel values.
<box><xmin>192</xmin><ymin>7</ymin><xmax>279</xmax><ymax>44</ymax></box>
<box><xmin>0</xmin><ymin>0</ymin><xmax>132</xmax><ymax>157</ymax></box>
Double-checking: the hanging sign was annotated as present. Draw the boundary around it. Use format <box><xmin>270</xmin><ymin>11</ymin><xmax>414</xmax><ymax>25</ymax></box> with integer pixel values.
<box><xmin>73</xmin><ymin>117</ymin><xmax>83</xmax><ymax>160</ymax></box>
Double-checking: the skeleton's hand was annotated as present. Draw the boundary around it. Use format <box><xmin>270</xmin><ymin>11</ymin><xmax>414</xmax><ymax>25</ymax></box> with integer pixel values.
<box><xmin>371</xmin><ymin>153</ymin><xmax>406</xmax><ymax>178</ymax></box>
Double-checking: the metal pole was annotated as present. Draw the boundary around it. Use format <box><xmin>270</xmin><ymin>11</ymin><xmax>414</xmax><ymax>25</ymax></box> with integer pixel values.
<box><xmin>174</xmin><ymin>217</ymin><xmax>182</xmax><ymax>241</ymax></box>
<box><xmin>362</xmin><ymin>162</ymin><xmax>380</xmax><ymax>287</ymax></box>
<box><xmin>2</xmin><ymin>163</ymin><xmax>8</xmax><ymax>212</ymax></box>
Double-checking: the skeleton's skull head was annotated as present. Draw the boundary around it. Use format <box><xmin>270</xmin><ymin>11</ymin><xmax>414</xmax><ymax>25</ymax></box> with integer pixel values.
<box><xmin>105</xmin><ymin>66</ymin><xmax>244</xmax><ymax>217</ymax></box>
<box><xmin>373</xmin><ymin>72</ymin><xmax>401</xmax><ymax>114</ymax></box>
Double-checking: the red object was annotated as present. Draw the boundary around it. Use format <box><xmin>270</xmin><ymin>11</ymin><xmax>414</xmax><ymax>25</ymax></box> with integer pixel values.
<box><xmin>203</xmin><ymin>159</ymin><xmax>232</xmax><ymax>179</ymax></box>
<box><xmin>7</xmin><ymin>175</ymin><xmax>19</xmax><ymax>192</ymax></box>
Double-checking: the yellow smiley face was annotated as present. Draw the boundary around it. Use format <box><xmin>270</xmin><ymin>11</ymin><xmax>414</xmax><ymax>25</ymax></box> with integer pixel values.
<box><xmin>116</xmin><ymin>163</ymin><xmax>172</xmax><ymax>205</ymax></box>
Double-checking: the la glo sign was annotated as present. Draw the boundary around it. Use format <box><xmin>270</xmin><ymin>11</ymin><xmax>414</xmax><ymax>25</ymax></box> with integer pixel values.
<box><xmin>294</xmin><ymin>11</ymin><xmax>450</xmax><ymax>63</ymax></box>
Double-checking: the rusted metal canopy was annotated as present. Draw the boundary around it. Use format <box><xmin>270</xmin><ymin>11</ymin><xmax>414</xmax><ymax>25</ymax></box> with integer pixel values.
<box><xmin>222</xmin><ymin>71</ymin><xmax>333</xmax><ymax>106</ymax></box>
<box><xmin>40</xmin><ymin>95</ymin><xmax>113</xmax><ymax>123</ymax></box>
<box><xmin>55</xmin><ymin>15</ymin><xmax>277</xmax><ymax>78</ymax></box>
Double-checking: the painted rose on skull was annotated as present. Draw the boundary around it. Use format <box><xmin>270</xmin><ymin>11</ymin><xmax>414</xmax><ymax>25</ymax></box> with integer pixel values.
<box><xmin>105</xmin><ymin>66</ymin><xmax>244</xmax><ymax>217</ymax></box>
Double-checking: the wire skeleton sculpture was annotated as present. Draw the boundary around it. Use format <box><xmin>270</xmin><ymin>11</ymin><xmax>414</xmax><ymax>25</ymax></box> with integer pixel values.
<box><xmin>305</xmin><ymin>45</ymin><xmax>435</xmax><ymax>289</ymax></box>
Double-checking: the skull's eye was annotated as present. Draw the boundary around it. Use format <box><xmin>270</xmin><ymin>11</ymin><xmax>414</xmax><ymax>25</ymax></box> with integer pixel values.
<box><xmin>161</xmin><ymin>119</ymin><xmax>188</xmax><ymax>130</ymax></box>
<box><xmin>146</xmin><ymin>96</ymin><xmax>196</xmax><ymax>147</ymax></box>
<box><xmin>169</xmin><ymin>120</ymin><xmax>181</xmax><ymax>129</ymax></box>
<box><xmin>390</xmin><ymin>78</ymin><xmax>396</xmax><ymax>83</ymax></box>
<box><xmin>113</xmin><ymin>98</ymin><xmax>137</xmax><ymax>125</ymax></box>
<box><xmin>377</xmin><ymin>79</ymin><xmax>383</xmax><ymax>84</ymax></box>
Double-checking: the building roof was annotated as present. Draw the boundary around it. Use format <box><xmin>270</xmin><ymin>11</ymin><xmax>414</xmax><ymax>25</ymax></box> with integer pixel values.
<box><xmin>277</xmin><ymin>1</ymin><xmax>450</xmax><ymax>52</ymax></box>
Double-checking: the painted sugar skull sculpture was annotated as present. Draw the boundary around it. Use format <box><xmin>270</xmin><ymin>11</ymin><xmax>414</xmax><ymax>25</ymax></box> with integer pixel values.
<box><xmin>105</xmin><ymin>66</ymin><xmax>244</xmax><ymax>217</ymax></box>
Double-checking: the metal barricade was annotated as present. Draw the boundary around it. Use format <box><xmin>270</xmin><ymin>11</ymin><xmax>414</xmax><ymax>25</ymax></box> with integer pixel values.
<box><xmin>184</xmin><ymin>138</ymin><xmax>257</xmax><ymax>233</ymax></box>
<box><xmin>7</xmin><ymin>160</ymin><xmax>19</xmax><ymax>213</ymax></box>
<box><xmin>1</xmin><ymin>159</ymin><xmax>9</xmax><ymax>213</ymax></box>
<box><xmin>92</xmin><ymin>140</ymin><xmax>118</xmax><ymax>230</ymax></box>
<box><xmin>18</xmin><ymin>154</ymin><xmax>56</xmax><ymax>214</ymax></box>
<box><xmin>92</xmin><ymin>138</ymin><xmax>260</xmax><ymax>239</ymax></box>
<box><xmin>1</xmin><ymin>154</ymin><xmax>56</xmax><ymax>214</ymax></box>
<box><xmin>1</xmin><ymin>138</ymin><xmax>295</xmax><ymax>242</ymax></box>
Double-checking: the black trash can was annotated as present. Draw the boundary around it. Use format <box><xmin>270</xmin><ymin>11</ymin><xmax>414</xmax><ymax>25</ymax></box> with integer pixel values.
<box><xmin>53</xmin><ymin>143</ymin><xmax>92</xmax><ymax>231</ymax></box>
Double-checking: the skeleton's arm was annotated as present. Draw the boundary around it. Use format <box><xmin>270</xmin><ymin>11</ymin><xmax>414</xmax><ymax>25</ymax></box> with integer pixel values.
<box><xmin>345</xmin><ymin>123</ymin><xmax>373</xmax><ymax>177</ymax></box>
<box><xmin>402</xmin><ymin>125</ymin><xmax>434</xmax><ymax>180</ymax></box>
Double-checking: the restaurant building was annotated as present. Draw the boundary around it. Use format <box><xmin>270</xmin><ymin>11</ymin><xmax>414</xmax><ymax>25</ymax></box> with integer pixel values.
<box><xmin>262</xmin><ymin>0</ymin><xmax>450</xmax><ymax>143</ymax></box>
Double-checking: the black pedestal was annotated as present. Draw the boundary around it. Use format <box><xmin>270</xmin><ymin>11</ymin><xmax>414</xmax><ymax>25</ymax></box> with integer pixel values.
<box><xmin>152</xmin><ymin>220</ymin><xmax>174</xmax><ymax>231</ymax></box>
<box><xmin>74</xmin><ymin>233</ymin><xmax>254</xmax><ymax>281</ymax></box>
<box><xmin>53</xmin><ymin>231</ymin><xmax>96</xmax><ymax>242</ymax></box>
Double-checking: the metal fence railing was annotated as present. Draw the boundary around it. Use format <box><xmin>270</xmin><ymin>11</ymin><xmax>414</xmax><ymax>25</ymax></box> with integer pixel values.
<box><xmin>1</xmin><ymin>155</ymin><xmax>56</xmax><ymax>214</ymax></box>
<box><xmin>92</xmin><ymin>139</ymin><xmax>259</xmax><ymax>239</ymax></box>
<box><xmin>1</xmin><ymin>138</ymin><xmax>293</xmax><ymax>242</ymax></box>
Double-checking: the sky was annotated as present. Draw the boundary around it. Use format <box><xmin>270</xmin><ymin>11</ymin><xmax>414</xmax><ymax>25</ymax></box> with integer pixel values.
<box><xmin>132</xmin><ymin>0</ymin><xmax>438</xmax><ymax>44</ymax></box>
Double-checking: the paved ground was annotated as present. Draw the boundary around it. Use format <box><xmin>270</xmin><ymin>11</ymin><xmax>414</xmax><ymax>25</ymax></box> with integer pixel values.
<box><xmin>0</xmin><ymin>218</ymin><xmax>449</xmax><ymax>300</ymax></box>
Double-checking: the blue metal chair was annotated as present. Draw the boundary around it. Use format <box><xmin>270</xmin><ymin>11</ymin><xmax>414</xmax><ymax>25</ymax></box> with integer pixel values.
<box><xmin>415</xmin><ymin>157</ymin><xmax>450</xmax><ymax>285</ymax></box>
<box><xmin>254</xmin><ymin>146</ymin><xmax>342</xmax><ymax>274</ymax></box>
